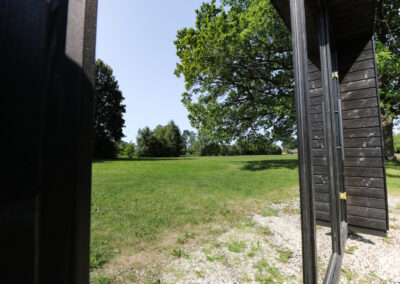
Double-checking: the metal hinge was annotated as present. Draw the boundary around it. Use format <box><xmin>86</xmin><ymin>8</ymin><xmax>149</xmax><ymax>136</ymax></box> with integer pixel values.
<box><xmin>332</xmin><ymin>71</ymin><xmax>339</xmax><ymax>79</ymax></box>
<box><xmin>339</xmin><ymin>192</ymin><xmax>346</xmax><ymax>200</ymax></box>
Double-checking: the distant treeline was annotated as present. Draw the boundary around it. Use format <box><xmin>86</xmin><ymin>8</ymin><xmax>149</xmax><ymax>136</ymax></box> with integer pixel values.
<box><xmin>117</xmin><ymin>121</ymin><xmax>283</xmax><ymax>158</ymax></box>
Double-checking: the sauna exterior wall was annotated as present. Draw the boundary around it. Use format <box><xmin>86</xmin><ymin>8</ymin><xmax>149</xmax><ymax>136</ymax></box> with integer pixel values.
<box><xmin>308</xmin><ymin>39</ymin><xmax>389</xmax><ymax>236</ymax></box>
<box><xmin>308</xmin><ymin>61</ymin><xmax>332</xmax><ymax>225</ymax></box>
<box><xmin>340</xmin><ymin>39</ymin><xmax>388</xmax><ymax>236</ymax></box>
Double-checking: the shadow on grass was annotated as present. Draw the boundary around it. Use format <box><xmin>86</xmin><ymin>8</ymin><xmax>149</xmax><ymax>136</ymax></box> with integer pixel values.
<box><xmin>92</xmin><ymin>157</ymin><xmax>194</xmax><ymax>164</ymax></box>
<box><xmin>236</xmin><ymin>159</ymin><xmax>298</xmax><ymax>171</ymax></box>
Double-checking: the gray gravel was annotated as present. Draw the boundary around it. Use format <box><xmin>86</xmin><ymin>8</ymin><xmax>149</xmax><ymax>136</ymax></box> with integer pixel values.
<box><xmin>159</xmin><ymin>196</ymin><xmax>400</xmax><ymax>283</ymax></box>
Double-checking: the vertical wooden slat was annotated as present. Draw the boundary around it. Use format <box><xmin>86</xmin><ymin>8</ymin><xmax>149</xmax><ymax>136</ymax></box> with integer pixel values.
<box><xmin>289</xmin><ymin>0</ymin><xmax>317</xmax><ymax>282</ymax></box>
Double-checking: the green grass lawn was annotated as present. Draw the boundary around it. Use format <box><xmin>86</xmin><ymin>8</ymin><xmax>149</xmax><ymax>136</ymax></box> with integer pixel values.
<box><xmin>90</xmin><ymin>154</ymin><xmax>400</xmax><ymax>270</ymax></box>
<box><xmin>90</xmin><ymin>155</ymin><xmax>299</xmax><ymax>268</ymax></box>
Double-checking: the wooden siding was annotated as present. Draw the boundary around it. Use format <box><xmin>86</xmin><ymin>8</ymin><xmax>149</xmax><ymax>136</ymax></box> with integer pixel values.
<box><xmin>339</xmin><ymin>39</ymin><xmax>388</xmax><ymax>235</ymax></box>
<box><xmin>308</xmin><ymin>40</ymin><xmax>388</xmax><ymax>235</ymax></box>
<box><xmin>308</xmin><ymin>61</ymin><xmax>331</xmax><ymax>223</ymax></box>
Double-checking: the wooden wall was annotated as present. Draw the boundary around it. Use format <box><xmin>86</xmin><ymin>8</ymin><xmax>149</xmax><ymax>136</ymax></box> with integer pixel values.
<box><xmin>308</xmin><ymin>39</ymin><xmax>389</xmax><ymax>236</ymax></box>
<box><xmin>340</xmin><ymin>39</ymin><xmax>388</xmax><ymax>236</ymax></box>
<box><xmin>308</xmin><ymin>61</ymin><xmax>332</xmax><ymax>225</ymax></box>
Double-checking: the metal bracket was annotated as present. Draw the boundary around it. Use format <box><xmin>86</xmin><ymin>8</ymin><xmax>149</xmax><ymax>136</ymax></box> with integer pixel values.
<box><xmin>332</xmin><ymin>71</ymin><xmax>339</xmax><ymax>79</ymax></box>
<box><xmin>339</xmin><ymin>192</ymin><xmax>346</xmax><ymax>200</ymax></box>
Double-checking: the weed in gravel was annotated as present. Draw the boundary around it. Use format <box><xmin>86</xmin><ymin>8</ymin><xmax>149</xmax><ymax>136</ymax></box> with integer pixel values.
<box><xmin>91</xmin><ymin>276</ymin><xmax>111</xmax><ymax>284</ymax></box>
<box><xmin>254</xmin><ymin>273</ymin><xmax>274</xmax><ymax>283</ymax></box>
<box><xmin>277</xmin><ymin>249</ymin><xmax>293</xmax><ymax>263</ymax></box>
<box><xmin>316</xmin><ymin>225</ymin><xmax>322</xmax><ymax>229</ymax></box>
<box><xmin>243</xmin><ymin>273</ymin><xmax>252</xmax><ymax>282</ymax></box>
<box><xmin>254</xmin><ymin>258</ymin><xmax>269</xmax><ymax>272</ymax></box>
<box><xmin>171</xmin><ymin>249</ymin><xmax>189</xmax><ymax>259</ymax></box>
<box><xmin>390</xmin><ymin>224</ymin><xmax>400</xmax><ymax>230</ymax></box>
<box><xmin>282</xmin><ymin>205</ymin><xmax>300</xmax><ymax>215</ymax></box>
<box><xmin>344</xmin><ymin>245</ymin><xmax>358</xmax><ymax>255</ymax></box>
<box><xmin>201</xmin><ymin>248</ymin><xmax>212</xmax><ymax>254</ymax></box>
<box><xmin>261</xmin><ymin>208</ymin><xmax>279</xmax><ymax>217</ymax></box>
<box><xmin>195</xmin><ymin>270</ymin><xmax>204</xmax><ymax>277</ymax></box>
<box><xmin>369</xmin><ymin>271</ymin><xmax>379</xmax><ymax>278</ymax></box>
<box><xmin>247</xmin><ymin>251</ymin><xmax>256</xmax><ymax>257</ymax></box>
<box><xmin>209</xmin><ymin>240</ymin><xmax>221</xmax><ymax>248</ymax></box>
<box><xmin>341</xmin><ymin>267</ymin><xmax>355</xmax><ymax>281</ymax></box>
<box><xmin>177</xmin><ymin>231</ymin><xmax>196</xmax><ymax>245</ymax></box>
<box><xmin>206</xmin><ymin>254</ymin><xmax>225</xmax><ymax>262</ymax></box>
<box><xmin>260</xmin><ymin>225</ymin><xmax>274</xmax><ymax>236</ymax></box>
<box><xmin>390</xmin><ymin>217</ymin><xmax>398</xmax><ymax>222</ymax></box>
<box><xmin>226</xmin><ymin>241</ymin><xmax>247</xmax><ymax>253</ymax></box>
<box><xmin>396</xmin><ymin>204</ymin><xmax>400</xmax><ymax>210</ymax></box>
<box><xmin>267</xmin><ymin>263</ymin><xmax>284</xmax><ymax>280</ymax></box>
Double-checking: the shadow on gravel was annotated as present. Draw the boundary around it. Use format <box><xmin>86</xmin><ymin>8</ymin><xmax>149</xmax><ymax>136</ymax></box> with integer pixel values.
<box><xmin>238</xmin><ymin>159</ymin><xmax>298</xmax><ymax>171</ymax></box>
<box><xmin>348</xmin><ymin>232</ymin><xmax>375</xmax><ymax>245</ymax></box>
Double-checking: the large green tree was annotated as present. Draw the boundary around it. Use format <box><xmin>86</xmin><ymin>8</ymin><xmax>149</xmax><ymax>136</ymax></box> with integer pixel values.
<box><xmin>93</xmin><ymin>59</ymin><xmax>126</xmax><ymax>158</ymax></box>
<box><xmin>136</xmin><ymin>121</ymin><xmax>183</xmax><ymax>157</ymax></box>
<box><xmin>174</xmin><ymin>0</ymin><xmax>294</xmax><ymax>144</ymax></box>
<box><xmin>375</xmin><ymin>0</ymin><xmax>400</xmax><ymax>160</ymax></box>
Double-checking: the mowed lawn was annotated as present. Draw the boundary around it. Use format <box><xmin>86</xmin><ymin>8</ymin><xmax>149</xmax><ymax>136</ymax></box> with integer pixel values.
<box><xmin>90</xmin><ymin>154</ymin><xmax>400</xmax><ymax>269</ymax></box>
<box><xmin>90</xmin><ymin>155</ymin><xmax>299</xmax><ymax>268</ymax></box>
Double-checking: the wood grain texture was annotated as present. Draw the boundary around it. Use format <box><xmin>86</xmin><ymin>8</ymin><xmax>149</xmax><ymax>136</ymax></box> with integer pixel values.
<box><xmin>343</xmin><ymin>127</ymin><xmax>380</xmax><ymax>138</ymax></box>
<box><xmin>344</xmin><ymin>167</ymin><xmax>384</xmax><ymax>178</ymax></box>
<box><xmin>343</xmin><ymin>137</ymin><xmax>381</xmax><ymax>148</ymax></box>
<box><xmin>344</xmin><ymin>147</ymin><xmax>382</xmax><ymax>157</ymax></box>
<box><xmin>342</xmin><ymin>107</ymin><xmax>378</xmax><ymax>119</ymax></box>
<box><xmin>347</xmin><ymin>215</ymin><xmax>387</xmax><ymax>230</ymax></box>
<box><xmin>347</xmin><ymin>186</ymin><xmax>385</xmax><ymax>198</ymax></box>
<box><xmin>345</xmin><ymin>177</ymin><xmax>384</xmax><ymax>188</ymax></box>
<box><xmin>341</xmin><ymin>98</ymin><xmax>378</xmax><ymax>111</ymax></box>
<box><xmin>344</xmin><ymin>157</ymin><xmax>383</xmax><ymax>167</ymax></box>
<box><xmin>340</xmin><ymin>87</ymin><xmax>377</xmax><ymax>101</ymax></box>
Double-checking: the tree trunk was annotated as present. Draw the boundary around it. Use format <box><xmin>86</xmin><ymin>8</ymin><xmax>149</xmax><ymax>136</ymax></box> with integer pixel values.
<box><xmin>381</xmin><ymin>114</ymin><xmax>397</xmax><ymax>161</ymax></box>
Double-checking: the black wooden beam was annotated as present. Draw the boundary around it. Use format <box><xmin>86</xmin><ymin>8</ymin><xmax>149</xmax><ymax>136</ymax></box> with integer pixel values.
<box><xmin>289</xmin><ymin>0</ymin><xmax>318</xmax><ymax>282</ymax></box>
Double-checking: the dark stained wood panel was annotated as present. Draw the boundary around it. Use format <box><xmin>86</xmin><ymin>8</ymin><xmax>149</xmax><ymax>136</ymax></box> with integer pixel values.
<box><xmin>341</xmin><ymin>88</ymin><xmax>377</xmax><ymax>102</ymax></box>
<box><xmin>343</xmin><ymin>137</ymin><xmax>381</xmax><ymax>148</ymax></box>
<box><xmin>339</xmin><ymin>78</ymin><xmax>376</xmax><ymax>93</ymax></box>
<box><xmin>347</xmin><ymin>186</ymin><xmax>386</xmax><ymax>199</ymax></box>
<box><xmin>339</xmin><ymin>42</ymin><xmax>388</xmax><ymax>235</ymax></box>
<box><xmin>307</xmin><ymin>62</ymin><xmax>330</xmax><ymax>225</ymax></box>
<box><xmin>345</xmin><ymin>177</ymin><xmax>385</xmax><ymax>188</ymax></box>
<box><xmin>344</xmin><ymin>157</ymin><xmax>383</xmax><ymax>167</ymax></box>
<box><xmin>347</xmin><ymin>196</ymin><xmax>386</xmax><ymax>209</ymax></box>
<box><xmin>315</xmin><ymin>183</ymin><xmax>329</xmax><ymax>193</ymax></box>
<box><xmin>347</xmin><ymin>215</ymin><xmax>387</xmax><ymax>230</ymax></box>
<box><xmin>341</xmin><ymin>97</ymin><xmax>378</xmax><ymax>110</ymax></box>
<box><xmin>347</xmin><ymin>206</ymin><xmax>386</xmax><ymax>220</ymax></box>
<box><xmin>344</xmin><ymin>147</ymin><xmax>382</xmax><ymax>157</ymax></box>
<box><xmin>310</xmin><ymin>105</ymin><xmax>323</xmax><ymax>114</ymax></box>
<box><xmin>342</xmin><ymin>107</ymin><xmax>379</xmax><ymax>119</ymax></box>
<box><xmin>341</xmin><ymin>69</ymin><xmax>375</xmax><ymax>83</ymax></box>
<box><xmin>342</xmin><ymin>117</ymin><xmax>380</xmax><ymax>129</ymax></box>
<box><xmin>344</xmin><ymin>167</ymin><xmax>384</xmax><ymax>178</ymax></box>
<box><xmin>343</xmin><ymin>127</ymin><xmax>381</xmax><ymax>138</ymax></box>
<box><xmin>316</xmin><ymin>201</ymin><xmax>330</xmax><ymax>212</ymax></box>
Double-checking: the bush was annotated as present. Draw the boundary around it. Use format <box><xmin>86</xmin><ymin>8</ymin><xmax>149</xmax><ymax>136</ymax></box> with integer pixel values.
<box><xmin>125</xmin><ymin>142</ymin><xmax>135</xmax><ymax>159</ymax></box>
<box><xmin>265</xmin><ymin>144</ymin><xmax>282</xmax><ymax>155</ymax></box>
<box><xmin>395</xmin><ymin>134</ymin><xmax>400</xmax><ymax>153</ymax></box>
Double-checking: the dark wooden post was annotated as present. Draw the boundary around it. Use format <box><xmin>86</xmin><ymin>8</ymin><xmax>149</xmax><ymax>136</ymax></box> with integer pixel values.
<box><xmin>316</xmin><ymin>6</ymin><xmax>345</xmax><ymax>284</ymax></box>
<box><xmin>1</xmin><ymin>1</ymin><xmax>97</xmax><ymax>283</ymax></box>
<box><xmin>289</xmin><ymin>0</ymin><xmax>317</xmax><ymax>282</ymax></box>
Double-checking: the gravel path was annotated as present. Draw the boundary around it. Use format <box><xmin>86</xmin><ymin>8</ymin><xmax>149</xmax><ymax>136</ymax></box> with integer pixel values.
<box><xmin>158</xmin><ymin>196</ymin><xmax>400</xmax><ymax>283</ymax></box>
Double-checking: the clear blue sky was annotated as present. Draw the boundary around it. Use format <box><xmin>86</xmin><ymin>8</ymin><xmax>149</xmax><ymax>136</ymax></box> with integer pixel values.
<box><xmin>96</xmin><ymin>1</ymin><xmax>399</xmax><ymax>141</ymax></box>
<box><xmin>96</xmin><ymin>0</ymin><xmax>206</xmax><ymax>142</ymax></box>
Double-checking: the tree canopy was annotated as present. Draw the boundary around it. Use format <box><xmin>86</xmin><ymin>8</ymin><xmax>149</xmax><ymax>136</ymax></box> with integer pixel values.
<box><xmin>136</xmin><ymin>121</ymin><xmax>183</xmax><ymax>157</ymax></box>
<box><xmin>93</xmin><ymin>59</ymin><xmax>126</xmax><ymax>158</ymax></box>
<box><xmin>375</xmin><ymin>0</ymin><xmax>400</xmax><ymax>160</ymax></box>
<box><xmin>174</xmin><ymin>0</ymin><xmax>294</xmax><ymax>144</ymax></box>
